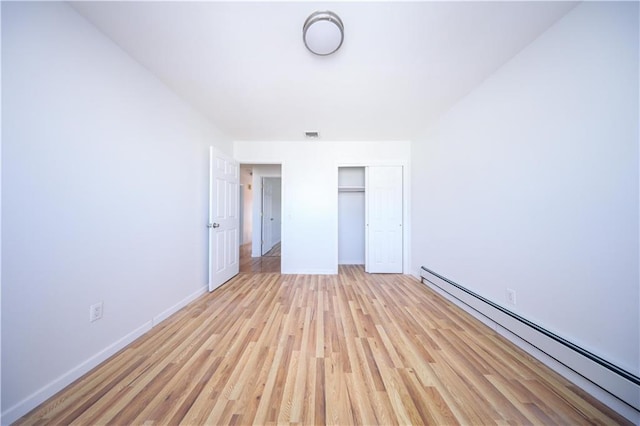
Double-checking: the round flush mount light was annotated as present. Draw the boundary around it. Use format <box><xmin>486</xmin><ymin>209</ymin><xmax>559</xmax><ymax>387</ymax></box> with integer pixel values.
<box><xmin>303</xmin><ymin>11</ymin><xmax>344</xmax><ymax>56</ymax></box>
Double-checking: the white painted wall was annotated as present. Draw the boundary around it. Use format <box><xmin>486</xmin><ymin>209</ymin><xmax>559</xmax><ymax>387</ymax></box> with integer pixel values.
<box><xmin>412</xmin><ymin>0</ymin><xmax>639</xmax><ymax>378</ymax></box>
<box><xmin>0</xmin><ymin>3</ymin><xmax>3</xmax><ymax>416</ymax></box>
<box><xmin>1</xmin><ymin>2</ymin><xmax>231</xmax><ymax>422</ymax></box>
<box><xmin>249</xmin><ymin>165</ymin><xmax>282</xmax><ymax>257</ymax></box>
<box><xmin>235</xmin><ymin>141</ymin><xmax>411</xmax><ymax>274</ymax></box>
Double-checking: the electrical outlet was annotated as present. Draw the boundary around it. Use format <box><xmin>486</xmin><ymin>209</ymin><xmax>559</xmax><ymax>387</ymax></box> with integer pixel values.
<box><xmin>90</xmin><ymin>302</ymin><xmax>103</xmax><ymax>322</ymax></box>
<box><xmin>506</xmin><ymin>289</ymin><xmax>517</xmax><ymax>306</ymax></box>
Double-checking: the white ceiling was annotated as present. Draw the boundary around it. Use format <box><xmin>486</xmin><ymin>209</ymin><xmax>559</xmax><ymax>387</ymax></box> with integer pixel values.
<box><xmin>71</xmin><ymin>1</ymin><xmax>577</xmax><ymax>142</ymax></box>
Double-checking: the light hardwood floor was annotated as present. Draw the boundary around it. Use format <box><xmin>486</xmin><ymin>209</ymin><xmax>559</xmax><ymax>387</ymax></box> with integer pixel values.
<box><xmin>17</xmin><ymin>266</ymin><xmax>629</xmax><ymax>425</ymax></box>
<box><xmin>263</xmin><ymin>242</ymin><xmax>281</xmax><ymax>257</ymax></box>
<box><xmin>239</xmin><ymin>243</ymin><xmax>280</xmax><ymax>273</ymax></box>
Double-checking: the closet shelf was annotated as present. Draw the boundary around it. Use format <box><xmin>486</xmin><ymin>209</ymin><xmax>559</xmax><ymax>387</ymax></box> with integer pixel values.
<box><xmin>338</xmin><ymin>186</ymin><xmax>365</xmax><ymax>192</ymax></box>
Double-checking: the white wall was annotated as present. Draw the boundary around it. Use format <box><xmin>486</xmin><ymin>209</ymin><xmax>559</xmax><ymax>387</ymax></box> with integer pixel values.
<box><xmin>1</xmin><ymin>2</ymin><xmax>231</xmax><ymax>422</ymax></box>
<box><xmin>0</xmin><ymin>3</ymin><xmax>3</xmax><ymax>416</ymax></box>
<box><xmin>412</xmin><ymin>0</ymin><xmax>638</xmax><ymax>379</ymax></box>
<box><xmin>235</xmin><ymin>141</ymin><xmax>411</xmax><ymax>274</ymax></box>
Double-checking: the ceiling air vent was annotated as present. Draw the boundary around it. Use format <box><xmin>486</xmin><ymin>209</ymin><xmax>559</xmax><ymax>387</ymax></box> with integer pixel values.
<box><xmin>305</xmin><ymin>131</ymin><xmax>320</xmax><ymax>139</ymax></box>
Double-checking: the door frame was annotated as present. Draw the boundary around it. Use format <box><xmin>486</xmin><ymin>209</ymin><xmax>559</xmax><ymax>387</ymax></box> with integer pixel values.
<box><xmin>238</xmin><ymin>164</ymin><xmax>283</xmax><ymax>259</ymax></box>
<box><xmin>335</xmin><ymin>161</ymin><xmax>410</xmax><ymax>274</ymax></box>
<box><xmin>261</xmin><ymin>177</ymin><xmax>282</xmax><ymax>256</ymax></box>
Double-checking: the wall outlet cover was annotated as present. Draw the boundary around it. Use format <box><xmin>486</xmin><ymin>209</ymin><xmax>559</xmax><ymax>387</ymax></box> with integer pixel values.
<box><xmin>90</xmin><ymin>302</ymin><xmax>103</xmax><ymax>322</ymax></box>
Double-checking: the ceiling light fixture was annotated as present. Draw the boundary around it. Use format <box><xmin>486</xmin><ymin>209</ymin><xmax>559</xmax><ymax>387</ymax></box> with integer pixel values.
<box><xmin>303</xmin><ymin>11</ymin><xmax>344</xmax><ymax>56</ymax></box>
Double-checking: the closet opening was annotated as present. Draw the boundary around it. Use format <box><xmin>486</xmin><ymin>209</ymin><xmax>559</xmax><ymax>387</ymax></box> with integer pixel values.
<box><xmin>338</xmin><ymin>167</ymin><xmax>365</xmax><ymax>266</ymax></box>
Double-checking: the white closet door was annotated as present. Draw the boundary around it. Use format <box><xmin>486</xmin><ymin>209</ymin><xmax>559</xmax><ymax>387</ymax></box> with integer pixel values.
<box><xmin>366</xmin><ymin>166</ymin><xmax>403</xmax><ymax>273</ymax></box>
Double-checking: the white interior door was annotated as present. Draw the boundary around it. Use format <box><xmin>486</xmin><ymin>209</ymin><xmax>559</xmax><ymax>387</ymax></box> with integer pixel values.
<box><xmin>261</xmin><ymin>177</ymin><xmax>274</xmax><ymax>255</ymax></box>
<box><xmin>366</xmin><ymin>166</ymin><xmax>403</xmax><ymax>273</ymax></box>
<box><xmin>270</xmin><ymin>178</ymin><xmax>282</xmax><ymax>247</ymax></box>
<box><xmin>209</xmin><ymin>147</ymin><xmax>239</xmax><ymax>291</ymax></box>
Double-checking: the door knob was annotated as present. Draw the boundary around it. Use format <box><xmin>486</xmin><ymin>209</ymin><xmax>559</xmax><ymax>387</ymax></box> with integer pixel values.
<box><xmin>207</xmin><ymin>223</ymin><xmax>220</xmax><ymax>229</ymax></box>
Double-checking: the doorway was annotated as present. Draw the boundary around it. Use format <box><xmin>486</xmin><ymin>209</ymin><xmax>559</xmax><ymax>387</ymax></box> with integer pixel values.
<box><xmin>338</xmin><ymin>165</ymin><xmax>403</xmax><ymax>273</ymax></box>
<box><xmin>338</xmin><ymin>167</ymin><xmax>365</xmax><ymax>265</ymax></box>
<box><xmin>261</xmin><ymin>177</ymin><xmax>282</xmax><ymax>256</ymax></box>
<box><xmin>239</xmin><ymin>164</ymin><xmax>282</xmax><ymax>273</ymax></box>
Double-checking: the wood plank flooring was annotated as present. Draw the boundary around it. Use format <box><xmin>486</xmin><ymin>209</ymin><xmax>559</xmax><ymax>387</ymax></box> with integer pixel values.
<box><xmin>263</xmin><ymin>242</ymin><xmax>281</xmax><ymax>257</ymax></box>
<box><xmin>17</xmin><ymin>266</ymin><xmax>630</xmax><ymax>425</ymax></box>
<box><xmin>239</xmin><ymin>243</ymin><xmax>280</xmax><ymax>273</ymax></box>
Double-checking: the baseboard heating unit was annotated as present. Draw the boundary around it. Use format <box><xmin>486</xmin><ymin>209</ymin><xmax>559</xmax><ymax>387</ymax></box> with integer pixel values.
<box><xmin>420</xmin><ymin>266</ymin><xmax>640</xmax><ymax>416</ymax></box>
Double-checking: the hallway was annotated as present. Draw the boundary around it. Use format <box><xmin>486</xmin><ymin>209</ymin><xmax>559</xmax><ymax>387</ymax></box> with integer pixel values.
<box><xmin>239</xmin><ymin>243</ymin><xmax>280</xmax><ymax>273</ymax></box>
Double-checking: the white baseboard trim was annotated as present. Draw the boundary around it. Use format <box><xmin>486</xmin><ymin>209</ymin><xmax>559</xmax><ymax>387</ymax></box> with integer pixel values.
<box><xmin>495</xmin><ymin>323</ymin><xmax>640</xmax><ymax>424</ymax></box>
<box><xmin>152</xmin><ymin>285</ymin><xmax>207</xmax><ymax>326</ymax></box>
<box><xmin>418</xmin><ymin>271</ymin><xmax>640</xmax><ymax>424</ymax></box>
<box><xmin>2</xmin><ymin>285</ymin><xmax>209</xmax><ymax>425</ymax></box>
<box><xmin>281</xmin><ymin>268</ymin><xmax>338</xmax><ymax>275</ymax></box>
<box><xmin>1</xmin><ymin>321</ymin><xmax>152</xmax><ymax>425</ymax></box>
